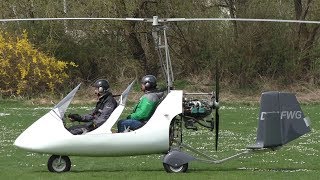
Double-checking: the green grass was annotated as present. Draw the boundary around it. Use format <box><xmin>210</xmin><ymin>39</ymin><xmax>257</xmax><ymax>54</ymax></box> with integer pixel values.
<box><xmin>0</xmin><ymin>101</ymin><xmax>319</xmax><ymax>179</ymax></box>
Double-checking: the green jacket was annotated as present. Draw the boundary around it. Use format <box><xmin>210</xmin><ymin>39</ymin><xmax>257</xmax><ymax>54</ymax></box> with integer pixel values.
<box><xmin>127</xmin><ymin>91</ymin><xmax>164</xmax><ymax>121</ymax></box>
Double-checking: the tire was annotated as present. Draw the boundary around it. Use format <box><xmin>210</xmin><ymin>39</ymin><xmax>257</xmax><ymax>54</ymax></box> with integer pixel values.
<box><xmin>47</xmin><ymin>155</ymin><xmax>71</xmax><ymax>173</ymax></box>
<box><xmin>163</xmin><ymin>163</ymin><xmax>188</xmax><ymax>173</ymax></box>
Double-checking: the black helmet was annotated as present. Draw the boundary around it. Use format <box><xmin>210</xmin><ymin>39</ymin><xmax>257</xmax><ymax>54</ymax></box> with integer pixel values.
<box><xmin>141</xmin><ymin>75</ymin><xmax>157</xmax><ymax>90</ymax></box>
<box><xmin>94</xmin><ymin>79</ymin><xmax>110</xmax><ymax>93</ymax></box>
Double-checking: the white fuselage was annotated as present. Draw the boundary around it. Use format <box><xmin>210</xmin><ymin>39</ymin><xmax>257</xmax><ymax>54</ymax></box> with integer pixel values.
<box><xmin>14</xmin><ymin>90</ymin><xmax>183</xmax><ymax>157</ymax></box>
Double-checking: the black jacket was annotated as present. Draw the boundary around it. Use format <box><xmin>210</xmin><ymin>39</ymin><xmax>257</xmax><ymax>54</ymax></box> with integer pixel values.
<box><xmin>80</xmin><ymin>92</ymin><xmax>118</xmax><ymax>127</ymax></box>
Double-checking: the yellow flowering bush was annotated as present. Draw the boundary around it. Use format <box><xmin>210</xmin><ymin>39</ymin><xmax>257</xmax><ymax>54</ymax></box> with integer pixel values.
<box><xmin>0</xmin><ymin>30</ymin><xmax>77</xmax><ymax>96</ymax></box>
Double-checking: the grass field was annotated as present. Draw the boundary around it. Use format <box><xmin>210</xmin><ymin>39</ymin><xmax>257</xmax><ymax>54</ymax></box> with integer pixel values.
<box><xmin>0</xmin><ymin>100</ymin><xmax>319</xmax><ymax>180</ymax></box>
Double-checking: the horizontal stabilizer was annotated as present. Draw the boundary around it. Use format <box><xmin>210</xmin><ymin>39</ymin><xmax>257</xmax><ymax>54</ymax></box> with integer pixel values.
<box><xmin>247</xmin><ymin>142</ymin><xmax>264</xmax><ymax>149</ymax></box>
<box><xmin>248</xmin><ymin>91</ymin><xmax>311</xmax><ymax>149</ymax></box>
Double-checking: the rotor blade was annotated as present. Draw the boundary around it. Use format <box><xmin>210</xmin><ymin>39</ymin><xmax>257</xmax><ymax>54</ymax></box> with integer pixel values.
<box><xmin>0</xmin><ymin>17</ymin><xmax>150</xmax><ymax>22</ymax></box>
<box><xmin>163</xmin><ymin>18</ymin><xmax>320</xmax><ymax>24</ymax></box>
<box><xmin>3</xmin><ymin>17</ymin><xmax>320</xmax><ymax>25</ymax></box>
<box><xmin>215</xmin><ymin>58</ymin><xmax>220</xmax><ymax>151</ymax></box>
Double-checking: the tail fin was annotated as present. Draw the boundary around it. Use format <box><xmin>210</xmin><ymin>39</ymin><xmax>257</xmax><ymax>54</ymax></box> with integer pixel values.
<box><xmin>248</xmin><ymin>91</ymin><xmax>311</xmax><ymax>149</ymax></box>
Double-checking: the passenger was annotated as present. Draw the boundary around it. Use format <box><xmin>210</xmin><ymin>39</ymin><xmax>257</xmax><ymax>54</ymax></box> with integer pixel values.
<box><xmin>68</xmin><ymin>79</ymin><xmax>117</xmax><ymax>135</ymax></box>
<box><xmin>117</xmin><ymin>75</ymin><xmax>163</xmax><ymax>132</ymax></box>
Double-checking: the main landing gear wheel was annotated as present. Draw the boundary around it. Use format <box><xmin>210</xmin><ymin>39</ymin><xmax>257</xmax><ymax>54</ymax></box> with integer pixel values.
<box><xmin>163</xmin><ymin>163</ymin><xmax>188</xmax><ymax>173</ymax></box>
<box><xmin>47</xmin><ymin>155</ymin><xmax>71</xmax><ymax>173</ymax></box>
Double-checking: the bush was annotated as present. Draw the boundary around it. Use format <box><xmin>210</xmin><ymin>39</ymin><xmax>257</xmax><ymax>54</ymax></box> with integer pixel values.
<box><xmin>0</xmin><ymin>30</ymin><xmax>76</xmax><ymax>96</ymax></box>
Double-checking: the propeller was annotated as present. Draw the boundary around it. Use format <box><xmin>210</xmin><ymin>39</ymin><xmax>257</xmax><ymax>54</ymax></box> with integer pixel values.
<box><xmin>214</xmin><ymin>58</ymin><xmax>220</xmax><ymax>151</ymax></box>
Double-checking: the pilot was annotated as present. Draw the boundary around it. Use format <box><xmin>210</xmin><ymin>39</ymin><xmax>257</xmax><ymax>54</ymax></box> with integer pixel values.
<box><xmin>117</xmin><ymin>75</ymin><xmax>164</xmax><ymax>132</ymax></box>
<box><xmin>67</xmin><ymin>79</ymin><xmax>118</xmax><ymax>135</ymax></box>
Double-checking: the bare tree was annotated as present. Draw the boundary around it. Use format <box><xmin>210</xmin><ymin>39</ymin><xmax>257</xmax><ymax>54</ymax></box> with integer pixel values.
<box><xmin>294</xmin><ymin>0</ymin><xmax>320</xmax><ymax>78</ymax></box>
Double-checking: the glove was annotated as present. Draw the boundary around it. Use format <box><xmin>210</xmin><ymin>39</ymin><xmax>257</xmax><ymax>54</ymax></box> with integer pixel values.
<box><xmin>85</xmin><ymin>122</ymin><xmax>96</xmax><ymax>131</ymax></box>
<box><xmin>68</xmin><ymin>113</ymin><xmax>82</xmax><ymax>122</ymax></box>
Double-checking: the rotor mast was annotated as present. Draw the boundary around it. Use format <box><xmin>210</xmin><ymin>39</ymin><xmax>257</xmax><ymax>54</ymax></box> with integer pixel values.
<box><xmin>152</xmin><ymin>16</ymin><xmax>174</xmax><ymax>92</ymax></box>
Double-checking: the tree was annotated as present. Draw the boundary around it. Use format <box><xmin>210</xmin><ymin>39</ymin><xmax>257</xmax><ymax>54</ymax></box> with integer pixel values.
<box><xmin>293</xmin><ymin>0</ymin><xmax>320</xmax><ymax>83</ymax></box>
<box><xmin>0</xmin><ymin>30</ymin><xmax>76</xmax><ymax>96</ymax></box>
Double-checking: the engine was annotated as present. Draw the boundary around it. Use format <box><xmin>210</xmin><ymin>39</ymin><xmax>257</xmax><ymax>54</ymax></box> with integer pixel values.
<box><xmin>183</xmin><ymin>98</ymin><xmax>213</xmax><ymax>119</ymax></box>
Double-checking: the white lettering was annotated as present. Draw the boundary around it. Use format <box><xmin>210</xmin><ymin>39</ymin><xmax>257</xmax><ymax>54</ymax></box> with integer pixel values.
<box><xmin>261</xmin><ymin>111</ymin><xmax>302</xmax><ymax>120</ymax></box>
<box><xmin>280</xmin><ymin>111</ymin><xmax>302</xmax><ymax>120</ymax></box>
<box><xmin>280</xmin><ymin>111</ymin><xmax>286</xmax><ymax>119</ymax></box>
<box><xmin>296</xmin><ymin>111</ymin><xmax>302</xmax><ymax>119</ymax></box>
<box><xmin>260</xmin><ymin>112</ymin><xmax>267</xmax><ymax>120</ymax></box>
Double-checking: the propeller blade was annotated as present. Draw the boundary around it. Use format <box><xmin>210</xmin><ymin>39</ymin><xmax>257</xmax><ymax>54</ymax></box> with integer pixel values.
<box><xmin>215</xmin><ymin>108</ymin><xmax>219</xmax><ymax>151</ymax></box>
<box><xmin>215</xmin><ymin>58</ymin><xmax>220</xmax><ymax>151</ymax></box>
<box><xmin>215</xmin><ymin>61</ymin><xmax>219</xmax><ymax>103</ymax></box>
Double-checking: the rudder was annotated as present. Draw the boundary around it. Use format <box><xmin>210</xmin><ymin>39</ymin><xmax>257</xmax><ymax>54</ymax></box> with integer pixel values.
<box><xmin>248</xmin><ymin>91</ymin><xmax>311</xmax><ymax>149</ymax></box>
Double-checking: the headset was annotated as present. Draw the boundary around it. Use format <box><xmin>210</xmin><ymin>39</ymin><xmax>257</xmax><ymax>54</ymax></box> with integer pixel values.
<box><xmin>98</xmin><ymin>86</ymin><xmax>105</xmax><ymax>93</ymax></box>
<box><xmin>144</xmin><ymin>81</ymin><xmax>151</xmax><ymax>89</ymax></box>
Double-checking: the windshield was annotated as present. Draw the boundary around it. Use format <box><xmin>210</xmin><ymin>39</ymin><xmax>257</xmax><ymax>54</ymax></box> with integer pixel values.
<box><xmin>53</xmin><ymin>84</ymin><xmax>81</xmax><ymax>118</ymax></box>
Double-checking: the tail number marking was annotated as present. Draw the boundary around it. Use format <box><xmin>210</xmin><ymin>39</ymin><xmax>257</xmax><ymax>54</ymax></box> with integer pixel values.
<box><xmin>281</xmin><ymin>111</ymin><xmax>302</xmax><ymax>120</ymax></box>
<box><xmin>260</xmin><ymin>111</ymin><xmax>302</xmax><ymax>120</ymax></box>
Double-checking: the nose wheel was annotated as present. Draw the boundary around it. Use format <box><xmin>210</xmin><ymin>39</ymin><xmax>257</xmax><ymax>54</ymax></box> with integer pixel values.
<box><xmin>47</xmin><ymin>155</ymin><xmax>71</xmax><ymax>173</ymax></box>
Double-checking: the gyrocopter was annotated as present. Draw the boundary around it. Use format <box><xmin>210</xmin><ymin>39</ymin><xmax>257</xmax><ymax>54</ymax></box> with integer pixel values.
<box><xmin>10</xmin><ymin>16</ymin><xmax>312</xmax><ymax>173</ymax></box>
